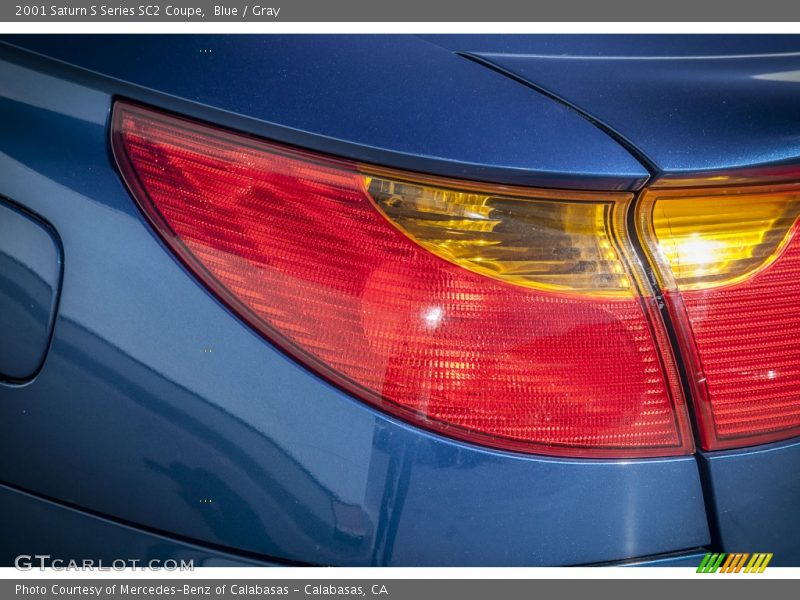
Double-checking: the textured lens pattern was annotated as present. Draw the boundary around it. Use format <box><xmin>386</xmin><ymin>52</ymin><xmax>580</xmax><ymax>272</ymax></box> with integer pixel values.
<box><xmin>368</xmin><ymin>177</ymin><xmax>632</xmax><ymax>294</ymax></box>
<box><xmin>114</xmin><ymin>103</ymin><xmax>691</xmax><ymax>457</ymax></box>
<box><xmin>643</xmin><ymin>186</ymin><xmax>800</xmax><ymax>449</ymax></box>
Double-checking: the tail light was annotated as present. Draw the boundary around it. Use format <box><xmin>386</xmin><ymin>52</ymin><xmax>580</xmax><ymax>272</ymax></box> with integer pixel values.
<box><xmin>112</xmin><ymin>101</ymin><xmax>693</xmax><ymax>458</ymax></box>
<box><xmin>639</xmin><ymin>183</ymin><xmax>800</xmax><ymax>450</ymax></box>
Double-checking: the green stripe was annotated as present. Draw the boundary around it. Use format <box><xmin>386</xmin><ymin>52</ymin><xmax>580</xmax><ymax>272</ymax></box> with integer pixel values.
<box><xmin>697</xmin><ymin>553</ymin><xmax>713</xmax><ymax>573</ymax></box>
<box><xmin>701</xmin><ymin>553</ymin><xmax>719</xmax><ymax>573</ymax></box>
<box><xmin>710</xmin><ymin>553</ymin><xmax>726</xmax><ymax>573</ymax></box>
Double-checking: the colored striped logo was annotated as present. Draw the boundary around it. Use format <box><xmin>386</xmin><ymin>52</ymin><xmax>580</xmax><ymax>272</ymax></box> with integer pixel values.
<box><xmin>697</xmin><ymin>553</ymin><xmax>773</xmax><ymax>573</ymax></box>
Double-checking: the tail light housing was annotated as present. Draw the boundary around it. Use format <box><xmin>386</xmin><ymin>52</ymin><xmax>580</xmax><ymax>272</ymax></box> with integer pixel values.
<box><xmin>112</xmin><ymin>101</ymin><xmax>800</xmax><ymax>456</ymax></box>
<box><xmin>639</xmin><ymin>183</ymin><xmax>800</xmax><ymax>450</ymax></box>
<box><xmin>112</xmin><ymin>101</ymin><xmax>693</xmax><ymax>458</ymax></box>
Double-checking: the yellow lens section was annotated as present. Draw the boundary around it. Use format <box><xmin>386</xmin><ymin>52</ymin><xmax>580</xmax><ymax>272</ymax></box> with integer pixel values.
<box><xmin>644</xmin><ymin>188</ymin><xmax>800</xmax><ymax>290</ymax></box>
<box><xmin>364</xmin><ymin>175</ymin><xmax>634</xmax><ymax>295</ymax></box>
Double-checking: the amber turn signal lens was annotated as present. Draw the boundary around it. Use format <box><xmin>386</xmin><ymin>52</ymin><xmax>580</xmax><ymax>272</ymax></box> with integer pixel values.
<box><xmin>366</xmin><ymin>176</ymin><xmax>633</xmax><ymax>295</ymax></box>
<box><xmin>645</xmin><ymin>190</ymin><xmax>800</xmax><ymax>290</ymax></box>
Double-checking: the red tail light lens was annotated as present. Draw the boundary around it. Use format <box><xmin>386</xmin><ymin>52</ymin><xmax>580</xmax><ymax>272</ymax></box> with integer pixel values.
<box><xmin>112</xmin><ymin>101</ymin><xmax>692</xmax><ymax>458</ymax></box>
<box><xmin>639</xmin><ymin>184</ymin><xmax>800</xmax><ymax>450</ymax></box>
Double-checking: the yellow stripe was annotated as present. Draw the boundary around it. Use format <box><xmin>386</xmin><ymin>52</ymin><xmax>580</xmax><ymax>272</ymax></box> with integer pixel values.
<box><xmin>749</xmin><ymin>554</ymin><xmax>766</xmax><ymax>573</ymax></box>
<box><xmin>744</xmin><ymin>554</ymin><xmax>759</xmax><ymax>573</ymax></box>
<box><xmin>758</xmin><ymin>553</ymin><xmax>773</xmax><ymax>573</ymax></box>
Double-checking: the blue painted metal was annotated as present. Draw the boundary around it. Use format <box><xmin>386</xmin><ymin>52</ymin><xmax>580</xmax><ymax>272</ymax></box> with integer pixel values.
<box><xmin>605</xmin><ymin>550</ymin><xmax>709</xmax><ymax>567</ymax></box>
<box><xmin>699</xmin><ymin>440</ymin><xmax>800</xmax><ymax>566</ymax></box>
<box><xmin>626</xmin><ymin>551</ymin><xmax>709</xmax><ymax>568</ymax></box>
<box><xmin>0</xmin><ymin>44</ymin><xmax>711</xmax><ymax>566</ymax></box>
<box><xmin>465</xmin><ymin>45</ymin><xmax>800</xmax><ymax>175</ymax></box>
<box><xmin>0</xmin><ymin>35</ymin><xmax>648</xmax><ymax>191</ymax></box>
<box><xmin>0</xmin><ymin>199</ymin><xmax>61</xmax><ymax>382</ymax></box>
<box><xmin>422</xmin><ymin>34</ymin><xmax>800</xmax><ymax>59</ymax></box>
<box><xmin>0</xmin><ymin>483</ymin><xmax>275</xmax><ymax>567</ymax></box>
<box><xmin>0</xmin><ymin>481</ymin><xmax>708</xmax><ymax>568</ymax></box>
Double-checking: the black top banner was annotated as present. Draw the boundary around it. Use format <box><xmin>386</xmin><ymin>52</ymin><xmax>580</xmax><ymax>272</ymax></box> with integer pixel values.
<box><xmin>2</xmin><ymin>0</ymin><xmax>800</xmax><ymax>22</ymax></box>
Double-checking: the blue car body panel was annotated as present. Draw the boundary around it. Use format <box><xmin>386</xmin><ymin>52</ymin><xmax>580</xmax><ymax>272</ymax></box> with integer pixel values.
<box><xmin>0</xmin><ymin>483</ymin><xmax>271</xmax><ymax>567</ymax></box>
<box><xmin>0</xmin><ymin>34</ymin><xmax>798</xmax><ymax>566</ymax></box>
<box><xmin>700</xmin><ymin>440</ymin><xmax>800</xmax><ymax>566</ymax></box>
<box><xmin>447</xmin><ymin>41</ymin><xmax>800</xmax><ymax>174</ymax></box>
<box><xmin>0</xmin><ymin>199</ymin><xmax>61</xmax><ymax>382</ymax></box>
<box><xmin>0</xmin><ymin>482</ymin><xmax>706</xmax><ymax>568</ymax></box>
<box><xmin>421</xmin><ymin>34</ymin><xmax>800</xmax><ymax>58</ymax></box>
<box><xmin>0</xmin><ymin>35</ymin><xmax>648</xmax><ymax>190</ymax></box>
